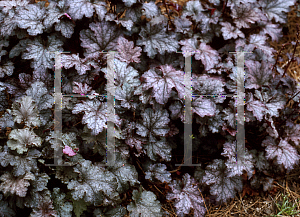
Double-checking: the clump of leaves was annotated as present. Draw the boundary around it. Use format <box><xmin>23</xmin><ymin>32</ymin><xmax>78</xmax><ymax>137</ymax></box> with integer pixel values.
<box><xmin>0</xmin><ymin>0</ymin><xmax>299</xmax><ymax>216</ymax></box>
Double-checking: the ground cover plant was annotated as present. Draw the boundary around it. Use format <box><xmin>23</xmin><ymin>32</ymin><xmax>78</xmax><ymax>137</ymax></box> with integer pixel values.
<box><xmin>0</xmin><ymin>0</ymin><xmax>300</xmax><ymax>216</ymax></box>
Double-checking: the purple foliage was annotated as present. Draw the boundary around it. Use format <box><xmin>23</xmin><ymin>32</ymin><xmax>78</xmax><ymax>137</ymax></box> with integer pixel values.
<box><xmin>0</xmin><ymin>0</ymin><xmax>299</xmax><ymax>216</ymax></box>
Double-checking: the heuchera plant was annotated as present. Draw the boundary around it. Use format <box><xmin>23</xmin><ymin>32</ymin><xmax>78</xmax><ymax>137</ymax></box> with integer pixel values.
<box><xmin>0</xmin><ymin>0</ymin><xmax>300</xmax><ymax>216</ymax></box>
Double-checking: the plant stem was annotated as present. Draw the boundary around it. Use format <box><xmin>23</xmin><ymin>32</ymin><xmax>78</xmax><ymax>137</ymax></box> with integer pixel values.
<box><xmin>286</xmin><ymin>90</ymin><xmax>300</xmax><ymax>106</ymax></box>
<box><xmin>222</xmin><ymin>0</ymin><xmax>228</xmax><ymax>16</ymax></box>
<box><xmin>275</xmin><ymin>24</ymin><xmax>300</xmax><ymax>89</ymax></box>
<box><xmin>163</xmin><ymin>0</ymin><xmax>171</xmax><ymax>33</ymax></box>
<box><xmin>271</xmin><ymin>42</ymin><xmax>290</xmax><ymax>73</ymax></box>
